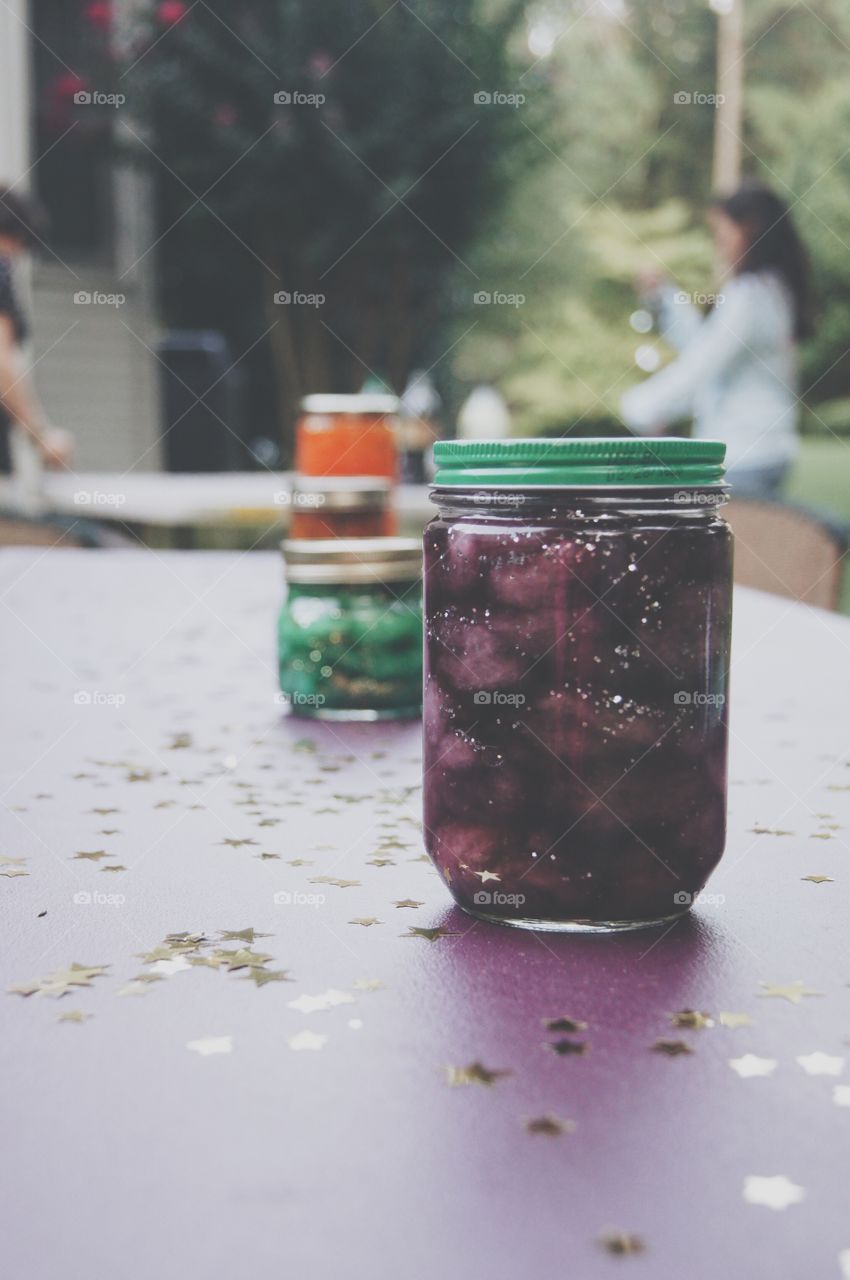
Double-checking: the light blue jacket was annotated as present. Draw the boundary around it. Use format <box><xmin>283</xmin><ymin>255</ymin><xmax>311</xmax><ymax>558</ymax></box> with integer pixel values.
<box><xmin>620</xmin><ymin>271</ymin><xmax>798</xmax><ymax>471</ymax></box>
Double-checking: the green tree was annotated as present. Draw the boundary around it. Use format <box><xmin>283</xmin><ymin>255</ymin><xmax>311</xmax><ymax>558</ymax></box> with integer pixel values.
<box><xmin>129</xmin><ymin>0</ymin><xmax>546</xmax><ymax>456</ymax></box>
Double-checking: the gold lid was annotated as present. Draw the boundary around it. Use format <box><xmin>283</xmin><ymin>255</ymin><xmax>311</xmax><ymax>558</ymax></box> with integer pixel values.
<box><xmin>282</xmin><ymin>537</ymin><xmax>422</xmax><ymax>585</ymax></box>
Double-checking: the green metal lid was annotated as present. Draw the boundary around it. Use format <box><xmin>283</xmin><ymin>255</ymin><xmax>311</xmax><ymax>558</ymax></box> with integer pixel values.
<box><xmin>432</xmin><ymin>437</ymin><xmax>726</xmax><ymax>488</ymax></box>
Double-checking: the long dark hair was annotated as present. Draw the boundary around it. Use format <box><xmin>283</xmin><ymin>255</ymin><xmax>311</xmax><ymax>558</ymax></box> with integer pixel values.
<box><xmin>712</xmin><ymin>181</ymin><xmax>812</xmax><ymax>341</ymax></box>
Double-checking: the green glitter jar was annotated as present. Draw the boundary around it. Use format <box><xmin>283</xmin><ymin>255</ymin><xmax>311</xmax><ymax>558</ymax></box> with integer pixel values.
<box><xmin>278</xmin><ymin>538</ymin><xmax>423</xmax><ymax>721</ymax></box>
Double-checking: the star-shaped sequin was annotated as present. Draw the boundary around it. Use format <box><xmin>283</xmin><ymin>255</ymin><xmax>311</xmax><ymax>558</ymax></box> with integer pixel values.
<box><xmin>403</xmin><ymin>927</ymin><xmax>460</xmax><ymax>942</ymax></box>
<box><xmin>742</xmin><ymin>1175</ymin><xmax>805</xmax><ymax>1211</ymax></box>
<box><xmin>445</xmin><ymin>1061</ymin><xmax>512</xmax><ymax>1087</ymax></box>
<box><xmin>525</xmin><ymin>1115</ymin><xmax>574</xmax><ymax>1136</ymax></box>
<box><xmin>186</xmin><ymin>1035</ymin><xmax>232</xmax><ymax>1056</ymax></box>
<box><xmin>349</xmin><ymin>917</ymin><xmax>381</xmax><ymax>927</ymax></box>
<box><xmin>670</xmin><ymin>1009</ymin><xmax>714</xmax><ymax>1030</ymax></box>
<box><xmin>718</xmin><ymin>1012</ymin><xmax>752</xmax><ymax>1029</ymax></box>
<box><xmin>759</xmin><ymin>981</ymin><xmax>823</xmax><ymax>1004</ymax></box>
<box><xmin>730</xmin><ymin>1054</ymin><xmax>777</xmax><ymax>1078</ymax></box>
<box><xmin>288</xmin><ymin>1030</ymin><xmax>327</xmax><ymax>1051</ymax></box>
<box><xmin>797</xmin><ymin>1052</ymin><xmax>844</xmax><ymax>1077</ymax></box>
<box><xmin>651</xmin><ymin>1039</ymin><xmax>693</xmax><ymax>1056</ymax></box>
<box><xmin>801</xmin><ymin>874</ymin><xmax>833</xmax><ymax>884</ymax></box>
<box><xmin>393</xmin><ymin>899</ymin><xmax>424</xmax><ymax>909</ymax></box>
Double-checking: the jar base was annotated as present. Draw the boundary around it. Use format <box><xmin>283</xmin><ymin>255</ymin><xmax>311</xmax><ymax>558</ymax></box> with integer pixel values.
<box><xmin>459</xmin><ymin>903</ymin><xmax>691</xmax><ymax>934</ymax></box>
<box><xmin>287</xmin><ymin>705</ymin><xmax>421</xmax><ymax>722</ymax></box>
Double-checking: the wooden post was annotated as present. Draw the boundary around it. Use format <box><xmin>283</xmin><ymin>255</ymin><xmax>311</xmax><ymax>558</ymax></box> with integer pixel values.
<box><xmin>712</xmin><ymin>0</ymin><xmax>744</xmax><ymax>194</ymax></box>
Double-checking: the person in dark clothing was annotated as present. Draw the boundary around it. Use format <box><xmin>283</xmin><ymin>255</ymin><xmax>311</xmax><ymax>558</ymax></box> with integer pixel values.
<box><xmin>0</xmin><ymin>187</ymin><xmax>73</xmax><ymax>473</ymax></box>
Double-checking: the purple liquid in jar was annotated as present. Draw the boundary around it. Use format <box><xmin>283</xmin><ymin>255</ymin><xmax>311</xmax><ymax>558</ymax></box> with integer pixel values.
<box><xmin>423</xmin><ymin>492</ymin><xmax>732</xmax><ymax>930</ymax></box>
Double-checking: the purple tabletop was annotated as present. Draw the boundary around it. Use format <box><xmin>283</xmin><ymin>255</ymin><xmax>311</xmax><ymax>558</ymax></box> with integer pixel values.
<box><xmin>2</xmin><ymin>549</ymin><xmax>849</xmax><ymax>1280</ymax></box>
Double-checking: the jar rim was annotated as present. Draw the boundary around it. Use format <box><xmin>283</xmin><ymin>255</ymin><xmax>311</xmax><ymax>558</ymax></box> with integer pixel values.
<box><xmin>300</xmin><ymin>394</ymin><xmax>400</xmax><ymax>416</ymax></box>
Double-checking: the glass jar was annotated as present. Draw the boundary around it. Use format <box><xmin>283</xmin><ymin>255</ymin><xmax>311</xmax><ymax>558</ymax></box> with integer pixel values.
<box><xmin>279</xmin><ymin>537</ymin><xmax>422</xmax><ymax>720</ymax></box>
<box><xmin>423</xmin><ymin>438</ymin><xmax>733</xmax><ymax>932</ymax></box>
<box><xmin>295</xmin><ymin>394</ymin><xmax>399</xmax><ymax>480</ymax></box>
<box><xmin>289</xmin><ymin>476</ymin><xmax>395</xmax><ymax>538</ymax></box>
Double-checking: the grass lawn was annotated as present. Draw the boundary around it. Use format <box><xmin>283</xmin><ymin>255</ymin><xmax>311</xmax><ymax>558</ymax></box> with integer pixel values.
<box><xmin>784</xmin><ymin>437</ymin><xmax>850</xmax><ymax>614</ymax></box>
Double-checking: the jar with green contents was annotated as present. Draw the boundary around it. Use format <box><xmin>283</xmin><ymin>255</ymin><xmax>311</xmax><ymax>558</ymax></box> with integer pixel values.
<box><xmin>278</xmin><ymin>538</ymin><xmax>423</xmax><ymax>720</ymax></box>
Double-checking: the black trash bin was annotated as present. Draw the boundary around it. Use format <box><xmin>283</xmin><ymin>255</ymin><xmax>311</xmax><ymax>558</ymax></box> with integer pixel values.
<box><xmin>158</xmin><ymin>331</ymin><xmax>243</xmax><ymax>472</ymax></box>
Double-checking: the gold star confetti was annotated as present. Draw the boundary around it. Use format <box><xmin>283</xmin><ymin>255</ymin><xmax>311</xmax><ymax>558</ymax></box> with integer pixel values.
<box><xmin>797</xmin><ymin>1052</ymin><xmax>844</xmax><ymax>1077</ymax></box>
<box><xmin>651</xmin><ymin>1039</ymin><xmax>693</xmax><ymax>1057</ymax></box>
<box><xmin>729</xmin><ymin>1054</ymin><xmax>777</xmax><ymax>1079</ymax></box>
<box><xmin>219</xmin><ymin>928</ymin><xmax>271</xmax><ymax>944</ymax></box>
<box><xmin>186</xmin><ymin>1035</ymin><xmax>232</xmax><ymax>1056</ymax></box>
<box><xmin>759</xmin><ymin>981</ymin><xmax>823</xmax><ymax>1004</ymax></box>
<box><xmin>543</xmin><ymin>1015</ymin><xmax>587</xmax><ymax>1033</ymax></box>
<box><xmin>0</xmin><ymin>866</ymin><xmax>28</xmax><ymax>878</ymax></box>
<box><xmin>99</xmin><ymin>829</ymin><xmax>120</xmax><ymax>835</ymax></box>
<box><xmin>742</xmin><ymin>1175</ymin><xmax>805</xmax><ymax>1211</ymax></box>
<box><xmin>219</xmin><ymin>838</ymin><xmax>258</xmax><ymax>848</ymax></box>
<box><xmin>719</xmin><ymin>1012</ymin><xmax>752</xmax><ymax>1029</ymax></box>
<box><xmin>349</xmin><ymin>917</ymin><xmax>381</xmax><ymax>927</ymax></box>
<box><xmin>101</xmin><ymin>864</ymin><xmax>126</xmax><ymax>873</ymax></box>
<box><xmin>73</xmin><ymin>850</ymin><xmax>110</xmax><ymax>862</ymax></box>
<box><xmin>547</xmin><ymin>1039</ymin><xmax>588</xmax><ymax>1057</ymax></box>
<box><xmin>242</xmin><ymin>968</ymin><xmax>291</xmax><ymax>987</ymax></box>
<box><xmin>168</xmin><ymin>733</ymin><xmax>193</xmax><ymax>749</ymax></box>
<box><xmin>353</xmin><ymin>978</ymin><xmax>385</xmax><ymax>992</ymax></box>
<box><xmin>118</xmin><ymin>982</ymin><xmax>149</xmax><ymax>997</ymax></box>
<box><xmin>810</xmin><ymin>833</ymin><xmax>835</xmax><ymax>841</ymax></box>
<box><xmin>525</xmin><ymin>1115</ymin><xmax>573</xmax><ymax>1136</ymax></box>
<box><xmin>598</xmin><ymin>1232</ymin><xmax>645</xmax><ymax>1256</ymax></box>
<box><xmin>216</xmin><ymin>948</ymin><xmax>274</xmax><ymax>972</ymax></box>
<box><xmin>287</xmin><ymin>859</ymin><xmax>312</xmax><ymax>867</ymax></box>
<box><xmin>256</xmin><ymin>852</ymin><xmax>280</xmax><ymax>861</ymax></box>
<box><xmin>8</xmin><ymin>962</ymin><xmax>108</xmax><ymax>998</ymax></box>
<box><xmin>749</xmin><ymin>826</ymin><xmax>793</xmax><ymax>836</ymax></box>
<box><xmin>474</xmin><ymin>870</ymin><xmax>501</xmax><ymax>883</ymax></box>
<box><xmin>403</xmin><ymin>927</ymin><xmax>460</xmax><ymax>942</ymax></box>
<box><xmin>801</xmin><ymin>875</ymin><xmax>833</xmax><ymax>884</ymax></box>
<box><xmin>367</xmin><ymin>858</ymin><xmax>395</xmax><ymax>868</ymax></box>
<box><xmin>151</xmin><ymin>956</ymin><xmax>192</xmax><ymax>977</ymax></box>
<box><xmin>308</xmin><ymin>876</ymin><xmax>361</xmax><ymax>889</ymax></box>
<box><xmin>0</xmin><ymin>855</ymin><xmax>27</xmax><ymax>867</ymax></box>
<box><xmin>445</xmin><ymin>1061</ymin><xmax>512</xmax><ymax>1087</ymax></box>
<box><xmin>288</xmin><ymin>989</ymin><xmax>354</xmax><ymax>1014</ymax></box>
<box><xmin>670</xmin><ymin>1010</ymin><xmax>714</xmax><ymax>1030</ymax></box>
<box><xmin>57</xmin><ymin>1009</ymin><xmax>91</xmax><ymax>1023</ymax></box>
<box><xmin>288</xmin><ymin>1030</ymin><xmax>327</xmax><ymax>1051</ymax></box>
<box><xmin>393</xmin><ymin>899</ymin><xmax>424</xmax><ymax>909</ymax></box>
<box><xmin>90</xmin><ymin>808</ymin><xmax>119</xmax><ymax>815</ymax></box>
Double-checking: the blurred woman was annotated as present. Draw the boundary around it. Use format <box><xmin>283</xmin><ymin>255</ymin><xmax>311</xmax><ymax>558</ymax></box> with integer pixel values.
<box><xmin>0</xmin><ymin>187</ymin><xmax>73</xmax><ymax>473</ymax></box>
<box><xmin>620</xmin><ymin>181</ymin><xmax>812</xmax><ymax>497</ymax></box>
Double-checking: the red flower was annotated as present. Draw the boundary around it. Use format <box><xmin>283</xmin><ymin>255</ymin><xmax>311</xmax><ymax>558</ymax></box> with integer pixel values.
<box><xmin>157</xmin><ymin>1</ymin><xmax>187</xmax><ymax>25</ymax></box>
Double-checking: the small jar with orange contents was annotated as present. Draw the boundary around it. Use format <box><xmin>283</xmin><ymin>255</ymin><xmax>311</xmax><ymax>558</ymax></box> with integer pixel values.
<box><xmin>289</xmin><ymin>477</ymin><xmax>394</xmax><ymax>538</ymax></box>
<box><xmin>295</xmin><ymin>395</ymin><xmax>399</xmax><ymax>480</ymax></box>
